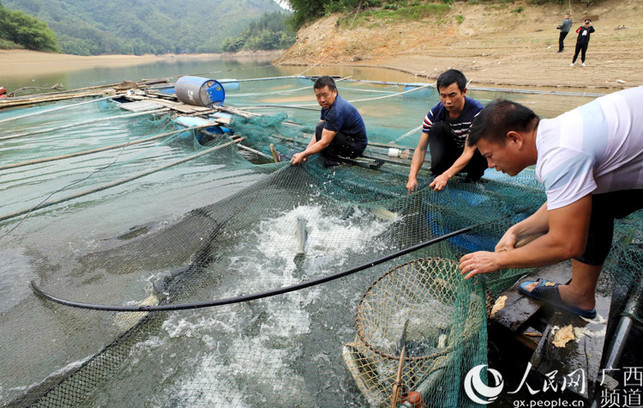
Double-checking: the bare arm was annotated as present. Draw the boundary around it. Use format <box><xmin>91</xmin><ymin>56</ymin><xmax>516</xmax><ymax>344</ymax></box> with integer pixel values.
<box><xmin>406</xmin><ymin>132</ymin><xmax>429</xmax><ymax>193</ymax></box>
<box><xmin>495</xmin><ymin>202</ymin><xmax>550</xmax><ymax>251</ymax></box>
<box><xmin>429</xmin><ymin>142</ymin><xmax>477</xmax><ymax>191</ymax></box>
<box><xmin>459</xmin><ymin>194</ymin><xmax>592</xmax><ymax>279</ymax></box>
<box><xmin>291</xmin><ymin>127</ymin><xmax>336</xmax><ymax>165</ymax></box>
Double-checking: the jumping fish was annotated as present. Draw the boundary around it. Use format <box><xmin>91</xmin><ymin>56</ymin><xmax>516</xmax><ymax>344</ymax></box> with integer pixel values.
<box><xmin>294</xmin><ymin>217</ymin><xmax>307</xmax><ymax>267</ymax></box>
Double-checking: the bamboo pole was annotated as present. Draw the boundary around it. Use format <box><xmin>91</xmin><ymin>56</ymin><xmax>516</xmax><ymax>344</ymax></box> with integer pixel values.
<box><xmin>0</xmin><ymin>96</ymin><xmax>114</xmax><ymax>124</ymax></box>
<box><xmin>0</xmin><ymin>124</ymin><xmax>212</xmax><ymax>171</ymax></box>
<box><xmin>0</xmin><ymin>108</ymin><xmax>170</xmax><ymax>142</ymax></box>
<box><xmin>0</xmin><ymin>138</ymin><xmax>242</xmax><ymax>223</ymax></box>
<box><xmin>391</xmin><ymin>346</ymin><xmax>406</xmax><ymax>408</ymax></box>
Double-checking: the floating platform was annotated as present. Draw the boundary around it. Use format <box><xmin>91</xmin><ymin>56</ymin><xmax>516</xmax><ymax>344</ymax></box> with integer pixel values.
<box><xmin>489</xmin><ymin>262</ymin><xmax>613</xmax><ymax>402</ymax></box>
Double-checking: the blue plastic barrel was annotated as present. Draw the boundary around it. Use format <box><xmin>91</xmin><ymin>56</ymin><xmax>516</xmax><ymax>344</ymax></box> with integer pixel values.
<box><xmin>175</xmin><ymin>76</ymin><xmax>225</xmax><ymax>107</ymax></box>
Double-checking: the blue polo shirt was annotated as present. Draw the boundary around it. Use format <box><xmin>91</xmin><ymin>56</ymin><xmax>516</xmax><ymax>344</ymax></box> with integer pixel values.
<box><xmin>321</xmin><ymin>94</ymin><xmax>367</xmax><ymax>145</ymax></box>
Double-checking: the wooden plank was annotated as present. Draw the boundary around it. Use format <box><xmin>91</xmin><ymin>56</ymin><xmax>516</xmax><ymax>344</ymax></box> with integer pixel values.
<box><xmin>529</xmin><ymin>274</ymin><xmax>612</xmax><ymax>400</ymax></box>
<box><xmin>125</xmin><ymin>95</ymin><xmax>211</xmax><ymax>114</ymax></box>
<box><xmin>490</xmin><ymin>262</ymin><xmax>572</xmax><ymax>332</ymax></box>
<box><xmin>117</xmin><ymin>100</ymin><xmax>165</xmax><ymax>112</ymax></box>
<box><xmin>0</xmin><ymin>90</ymin><xmax>111</xmax><ymax>109</ymax></box>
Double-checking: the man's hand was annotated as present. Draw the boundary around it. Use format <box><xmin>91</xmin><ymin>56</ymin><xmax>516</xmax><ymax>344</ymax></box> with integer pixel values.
<box><xmin>406</xmin><ymin>178</ymin><xmax>419</xmax><ymax>194</ymax></box>
<box><xmin>495</xmin><ymin>229</ymin><xmax>519</xmax><ymax>252</ymax></box>
<box><xmin>459</xmin><ymin>251</ymin><xmax>502</xmax><ymax>280</ymax></box>
<box><xmin>429</xmin><ymin>173</ymin><xmax>450</xmax><ymax>191</ymax></box>
<box><xmin>290</xmin><ymin>153</ymin><xmax>307</xmax><ymax>165</ymax></box>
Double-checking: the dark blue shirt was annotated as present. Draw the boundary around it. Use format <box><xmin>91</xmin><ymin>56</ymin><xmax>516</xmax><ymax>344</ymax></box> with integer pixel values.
<box><xmin>421</xmin><ymin>96</ymin><xmax>484</xmax><ymax>149</ymax></box>
<box><xmin>320</xmin><ymin>94</ymin><xmax>367</xmax><ymax>145</ymax></box>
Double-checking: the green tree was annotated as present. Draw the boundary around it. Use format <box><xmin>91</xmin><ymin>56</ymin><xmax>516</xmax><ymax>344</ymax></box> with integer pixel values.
<box><xmin>0</xmin><ymin>3</ymin><xmax>59</xmax><ymax>51</ymax></box>
<box><xmin>221</xmin><ymin>11</ymin><xmax>295</xmax><ymax>52</ymax></box>
<box><xmin>286</xmin><ymin>0</ymin><xmax>326</xmax><ymax>28</ymax></box>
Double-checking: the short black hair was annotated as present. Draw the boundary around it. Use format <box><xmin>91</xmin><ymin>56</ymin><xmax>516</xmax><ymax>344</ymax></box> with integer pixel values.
<box><xmin>467</xmin><ymin>99</ymin><xmax>539</xmax><ymax>147</ymax></box>
<box><xmin>436</xmin><ymin>69</ymin><xmax>467</xmax><ymax>92</ymax></box>
<box><xmin>314</xmin><ymin>76</ymin><xmax>337</xmax><ymax>92</ymax></box>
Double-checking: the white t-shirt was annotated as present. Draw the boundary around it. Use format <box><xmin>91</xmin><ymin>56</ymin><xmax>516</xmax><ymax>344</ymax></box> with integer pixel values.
<box><xmin>536</xmin><ymin>86</ymin><xmax>643</xmax><ymax>210</ymax></box>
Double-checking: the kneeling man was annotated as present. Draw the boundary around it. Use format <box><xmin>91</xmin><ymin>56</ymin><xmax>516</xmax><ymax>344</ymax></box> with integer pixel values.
<box><xmin>291</xmin><ymin>76</ymin><xmax>367</xmax><ymax>167</ymax></box>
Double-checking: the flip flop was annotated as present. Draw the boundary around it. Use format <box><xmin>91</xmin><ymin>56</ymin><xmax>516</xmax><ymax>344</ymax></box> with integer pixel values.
<box><xmin>518</xmin><ymin>278</ymin><xmax>597</xmax><ymax>319</ymax></box>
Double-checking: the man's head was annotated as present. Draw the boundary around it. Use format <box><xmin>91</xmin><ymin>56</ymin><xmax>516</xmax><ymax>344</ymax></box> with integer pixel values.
<box><xmin>314</xmin><ymin>76</ymin><xmax>338</xmax><ymax>110</ymax></box>
<box><xmin>565</xmin><ymin>13</ymin><xmax>570</xmax><ymax>19</ymax></box>
<box><xmin>436</xmin><ymin>69</ymin><xmax>468</xmax><ymax>115</ymax></box>
<box><xmin>584</xmin><ymin>18</ymin><xmax>591</xmax><ymax>25</ymax></box>
<box><xmin>467</xmin><ymin>99</ymin><xmax>539</xmax><ymax>176</ymax></box>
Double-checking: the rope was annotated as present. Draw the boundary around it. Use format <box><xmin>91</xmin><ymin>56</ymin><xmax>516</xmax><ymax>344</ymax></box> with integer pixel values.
<box><xmin>238</xmin><ymin>83</ymin><xmax>432</xmax><ymax>111</ymax></box>
<box><xmin>0</xmin><ymin>124</ymin><xmax>212</xmax><ymax>171</ymax></box>
<box><xmin>29</xmin><ymin>226</ymin><xmax>473</xmax><ymax>312</ymax></box>
<box><xmin>0</xmin><ymin>108</ymin><xmax>170</xmax><ymax>142</ymax></box>
<box><xmin>0</xmin><ymin>138</ymin><xmax>242</xmax><ymax>223</ymax></box>
<box><xmin>0</xmin><ymin>96</ymin><xmax>114</xmax><ymax>124</ymax></box>
<box><xmin>336</xmin><ymin>77</ymin><xmax>605</xmax><ymax>97</ymax></box>
<box><xmin>389</xmin><ymin>125</ymin><xmax>422</xmax><ymax>145</ymax></box>
<box><xmin>226</xmin><ymin>83</ymin><xmax>394</xmax><ymax>99</ymax></box>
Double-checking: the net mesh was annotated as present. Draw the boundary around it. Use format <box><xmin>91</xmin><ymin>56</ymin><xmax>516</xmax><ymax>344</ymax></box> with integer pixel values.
<box><xmin>345</xmin><ymin>257</ymin><xmax>486</xmax><ymax>407</ymax></box>
<box><xmin>0</xmin><ymin>78</ymin><xmax>640</xmax><ymax>408</ymax></box>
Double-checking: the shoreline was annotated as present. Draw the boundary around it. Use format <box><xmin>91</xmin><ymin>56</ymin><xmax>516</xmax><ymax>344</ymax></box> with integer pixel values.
<box><xmin>0</xmin><ymin>49</ymin><xmax>282</xmax><ymax>79</ymax></box>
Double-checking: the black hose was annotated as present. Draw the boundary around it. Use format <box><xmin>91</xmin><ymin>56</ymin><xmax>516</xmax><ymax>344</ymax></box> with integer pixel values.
<box><xmin>30</xmin><ymin>226</ymin><xmax>472</xmax><ymax>312</ymax></box>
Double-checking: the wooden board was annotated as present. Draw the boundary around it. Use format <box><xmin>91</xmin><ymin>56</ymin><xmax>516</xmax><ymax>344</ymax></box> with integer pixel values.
<box><xmin>529</xmin><ymin>274</ymin><xmax>612</xmax><ymax>399</ymax></box>
<box><xmin>490</xmin><ymin>262</ymin><xmax>572</xmax><ymax>332</ymax></box>
<box><xmin>0</xmin><ymin>90</ymin><xmax>110</xmax><ymax>109</ymax></box>
<box><xmin>489</xmin><ymin>261</ymin><xmax>613</xmax><ymax>400</ymax></box>
<box><xmin>117</xmin><ymin>100</ymin><xmax>165</xmax><ymax>112</ymax></box>
<box><xmin>126</xmin><ymin>95</ymin><xmax>211</xmax><ymax>114</ymax></box>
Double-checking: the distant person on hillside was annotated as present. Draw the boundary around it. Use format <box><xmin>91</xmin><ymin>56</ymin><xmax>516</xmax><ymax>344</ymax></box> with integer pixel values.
<box><xmin>571</xmin><ymin>18</ymin><xmax>595</xmax><ymax>66</ymax></box>
<box><xmin>290</xmin><ymin>76</ymin><xmax>368</xmax><ymax>168</ymax></box>
<box><xmin>459</xmin><ymin>87</ymin><xmax>643</xmax><ymax>319</ymax></box>
<box><xmin>406</xmin><ymin>69</ymin><xmax>487</xmax><ymax>193</ymax></box>
<box><xmin>557</xmin><ymin>13</ymin><xmax>573</xmax><ymax>52</ymax></box>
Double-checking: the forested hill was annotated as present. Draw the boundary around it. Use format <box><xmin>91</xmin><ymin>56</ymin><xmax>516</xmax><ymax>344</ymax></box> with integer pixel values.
<box><xmin>1</xmin><ymin>0</ymin><xmax>284</xmax><ymax>55</ymax></box>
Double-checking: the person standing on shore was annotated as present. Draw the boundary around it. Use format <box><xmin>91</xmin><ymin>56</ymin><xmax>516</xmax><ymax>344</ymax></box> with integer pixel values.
<box><xmin>406</xmin><ymin>69</ymin><xmax>487</xmax><ymax>193</ymax></box>
<box><xmin>556</xmin><ymin>13</ymin><xmax>573</xmax><ymax>53</ymax></box>
<box><xmin>571</xmin><ymin>18</ymin><xmax>595</xmax><ymax>66</ymax></box>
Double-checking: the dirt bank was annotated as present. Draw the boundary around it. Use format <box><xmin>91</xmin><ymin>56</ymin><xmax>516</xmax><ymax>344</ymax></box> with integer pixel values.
<box><xmin>274</xmin><ymin>0</ymin><xmax>642</xmax><ymax>90</ymax></box>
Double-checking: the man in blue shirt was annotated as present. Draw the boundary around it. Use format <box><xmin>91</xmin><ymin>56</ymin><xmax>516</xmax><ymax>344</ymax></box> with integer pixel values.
<box><xmin>290</xmin><ymin>76</ymin><xmax>368</xmax><ymax>168</ymax></box>
<box><xmin>406</xmin><ymin>69</ymin><xmax>487</xmax><ymax>193</ymax></box>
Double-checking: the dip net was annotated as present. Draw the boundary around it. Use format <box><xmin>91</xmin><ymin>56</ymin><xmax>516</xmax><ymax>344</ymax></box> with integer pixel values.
<box><xmin>0</xmin><ymin>78</ymin><xmax>640</xmax><ymax>408</ymax></box>
<box><xmin>345</xmin><ymin>257</ymin><xmax>486</xmax><ymax>407</ymax></box>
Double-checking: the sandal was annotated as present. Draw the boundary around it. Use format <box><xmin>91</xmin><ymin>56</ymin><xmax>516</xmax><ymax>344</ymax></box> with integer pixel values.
<box><xmin>518</xmin><ymin>278</ymin><xmax>597</xmax><ymax>319</ymax></box>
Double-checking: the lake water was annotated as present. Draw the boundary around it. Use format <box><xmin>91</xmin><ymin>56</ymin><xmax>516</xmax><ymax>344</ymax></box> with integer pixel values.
<box><xmin>0</xmin><ymin>56</ymin><xmax>604</xmax><ymax>407</ymax></box>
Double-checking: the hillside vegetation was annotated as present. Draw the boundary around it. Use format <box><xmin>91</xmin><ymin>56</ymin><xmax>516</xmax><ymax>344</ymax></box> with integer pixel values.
<box><xmin>0</xmin><ymin>4</ymin><xmax>59</xmax><ymax>52</ymax></box>
<box><xmin>222</xmin><ymin>11</ymin><xmax>296</xmax><ymax>53</ymax></box>
<box><xmin>1</xmin><ymin>0</ymin><xmax>284</xmax><ymax>55</ymax></box>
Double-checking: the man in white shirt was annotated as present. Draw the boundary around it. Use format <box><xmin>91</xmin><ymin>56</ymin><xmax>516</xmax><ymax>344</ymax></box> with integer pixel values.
<box><xmin>459</xmin><ymin>87</ymin><xmax>643</xmax><ymax>318</ymax></box>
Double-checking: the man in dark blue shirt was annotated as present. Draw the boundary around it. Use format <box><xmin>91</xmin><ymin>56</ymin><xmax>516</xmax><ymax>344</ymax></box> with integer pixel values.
<box><xmin>406</xmin><ymin>69</ymin><xmax>486</xmax><ymax>192</ymax></box>
<box><xmin>291</xmin><ymin>76</ymin><xmax>368</xmax><ymax>167</ymax></box>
